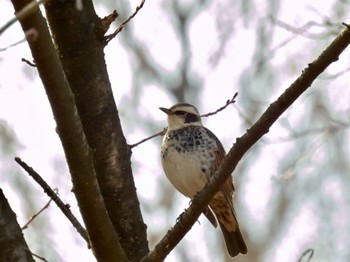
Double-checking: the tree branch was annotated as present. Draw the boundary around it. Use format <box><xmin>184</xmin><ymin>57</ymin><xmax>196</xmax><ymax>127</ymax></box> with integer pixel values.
<box><xmin>201</xmin><ymin>92</ymin><xmax>238</xmax><ymax>118</ymax></box>
<box><xmin>141</xmin><ymin>24</ymin><xmax>350</xmax><ymax>261</ymax></box>
<box><xmin>10</xmin><ymin>1</ymin><xmax>125</xmax><ymax>261</ymax></box>
<box><xmin>31</xmin><ymin>253</ymin><xmax>48</xmax><ymax>262</ymax></box>
<box><xmin>298</xmin><ymin>248</ymin><xmax>314</xmax><ymax>262</ymax></box>
<box><xmin>21</xmin><ymin>198</ymin><xmax>52</xmax><ymax>230</ymax></box>
<box><xmin>15</xmin><ymin>157</ymin><xmax>89</xmax><ymax>245</ymax></box>
<box><xmin>129</xmin><ymin>129</ymin><xmax>166</xmax><ymax>148</ymax></box>
<box><xmin>21</xmin><ymin>58</ymin><xmax>36</xmax><ymax>67</ymax></box>
<box><xmin>43</xmin><ymin>1</ymin><xmax>148</xmax><ymax>260</ymax></box>
<box><xmin>104</xmin><ymin>0</ymin><xmax>146</xmax><ymax>44</ymax></box>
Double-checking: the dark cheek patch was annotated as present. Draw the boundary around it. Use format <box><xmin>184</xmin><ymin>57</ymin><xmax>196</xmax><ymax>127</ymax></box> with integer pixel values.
<box><xmin>184</xmin><ymin>113</ymin><xmax>199</xmax><ymax>123</ymax></box>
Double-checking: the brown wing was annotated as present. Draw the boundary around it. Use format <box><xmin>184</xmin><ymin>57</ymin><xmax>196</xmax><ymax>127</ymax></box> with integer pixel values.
<box><xmin>214</xmin><ymin>148</ymin><xmax>236</xmax><ymax>210</ymax></box>
<box><xmin>206</xmin><ymin>127</ymin><xmax>235</xmax><ymax>208</ymax></box>
<box><xmin>201</xmin><ymin>126</ymin><xmax>237</xmax><ymax>221</ymax></box>
<box><xmin>204</xmin><ymin>127</ymin><xmax>247</xmax><ymax>256</ymax></box>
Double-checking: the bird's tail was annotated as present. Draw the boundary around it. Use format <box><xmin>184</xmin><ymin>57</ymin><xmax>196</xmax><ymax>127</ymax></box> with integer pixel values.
<box><xmin>219</xmin><ymin>222</ymin><xmax>247</xmax><ymax>257</ymax></box>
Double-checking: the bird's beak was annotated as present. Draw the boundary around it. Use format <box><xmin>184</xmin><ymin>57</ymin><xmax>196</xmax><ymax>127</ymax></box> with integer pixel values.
<box><xmin>159</xmin><ymin>107</ymin><xmax>173</xmax><ymax>115</ymax></box>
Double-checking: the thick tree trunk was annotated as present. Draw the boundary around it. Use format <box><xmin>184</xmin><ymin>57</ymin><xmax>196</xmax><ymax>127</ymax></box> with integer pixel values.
<box><xmin>10</xmin><ymin>0</ymin><xmax>126</xmax><ymax>260</ymax></box>
<box><xmin>43</xmin><ymin>2</ymin><xmax>149</xmax><ymax>261</ymax></box>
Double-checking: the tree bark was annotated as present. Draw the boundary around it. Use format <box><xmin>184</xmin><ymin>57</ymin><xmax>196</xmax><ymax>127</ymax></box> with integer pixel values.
<box><xmin>0</xmin><ymin>188</ymin><xmax>34</xmax><ymax>262</ymax></box>
<box><xmin>10</xmin><ymin>0</ymin><xmax>126</xmax><ymax>260</ymax></box>
<box><xmin>43</xmin><ymin>2</ymin><xmax>149</xmax><ymax>261</ymax></box>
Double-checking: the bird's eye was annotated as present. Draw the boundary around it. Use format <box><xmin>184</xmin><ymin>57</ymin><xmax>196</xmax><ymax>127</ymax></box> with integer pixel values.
<box><xmin>174</xmin><ymin>111</ymin><xmax>186</xmax><ymax>116</ymax></box>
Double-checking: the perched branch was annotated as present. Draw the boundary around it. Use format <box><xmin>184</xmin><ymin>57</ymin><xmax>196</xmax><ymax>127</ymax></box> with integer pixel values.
<box><xmin>15</xmin><ymin>157</ymin><xmax>90</xmax><ymax>246</ymax></box>
<box><xmin>201</xmin><ymin>92</ymin><xmax>238</xmax><ymax>118</ymax></box>
<box><xmin>22</xmin><ymin>198</ymin><xmax>53</xmax><ymax>230</ymax></box>
<box><xmin>141</xmin><ymin>24</ymin><xmax>350</xmax><ymax>262</ymax></box>
<box><xmin>104</xmin><ymin>0</ymin><xmax>146</xmax><ymax>44</ymax></box>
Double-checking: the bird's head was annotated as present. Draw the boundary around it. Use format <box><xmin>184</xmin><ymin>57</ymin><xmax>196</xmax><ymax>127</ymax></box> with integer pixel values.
<box><xmin>160</xmin><ymin>103</ymin><xmax>202</xmax><ymax>130</ymax></box>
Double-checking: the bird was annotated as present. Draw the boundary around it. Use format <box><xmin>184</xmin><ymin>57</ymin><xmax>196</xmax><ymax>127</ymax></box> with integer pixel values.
<box><xmin>160</xmin><ymin>102</ymin><xmax>247</xmax><ymax>257</ymax></box>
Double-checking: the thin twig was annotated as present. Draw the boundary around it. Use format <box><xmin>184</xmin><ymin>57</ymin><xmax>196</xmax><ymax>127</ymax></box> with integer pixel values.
<box><xmin>129</xmin><ymin>128</ymin><xmax>167</xmax><ymax>148</ymax></box>
<box><xmin>104</xmin><ymin>0</ymin><xmax>146</xmax><ymax>44</ymax></box>
<box><xmin>0</xmin><ymin>38</ymin><xmax>27</xmax><ymax>52</ymax></box>
<box><xmin>21</xmin><ymin>58</ymin><xmax>36</xmax><ymax>67</ymax></box>
<box><xmin>14</xmin><ymin>157</ymin><xmax>90</xmax><ymax>247</ymax></box>
<box><xmin>201</xmin><ymin>92</ymin><xmax>238</xmax><ymax>117</ymax></box>
<box><xmin>22</xmin><ymin>197</ymin><xmax>53</xmax><ymax>230</ymax></box>
<box><xmin>130</xmin><ymin>93</ymin><xmax>238</xmax><ymax>148</ymax></box>
<box><xmin>31</xmin><ymin>252</ymin><xmax>48</xmax><ymax>262</ymax></box>
<box><xmin>342</xmin><ymin>22</ymin><xmax>350</xmax><ymax>29</ymax></box>
<box><xmin>297</xmin><ymin>249</ymin><xmax>314</xmax><ymax>262</ymax></box>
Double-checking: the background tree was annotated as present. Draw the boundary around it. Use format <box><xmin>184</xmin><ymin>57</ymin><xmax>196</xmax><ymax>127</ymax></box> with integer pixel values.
<box><xmin>1</xmin><ymin>0</ymin><xmax>350</xmax><ymax>262</ymax></box>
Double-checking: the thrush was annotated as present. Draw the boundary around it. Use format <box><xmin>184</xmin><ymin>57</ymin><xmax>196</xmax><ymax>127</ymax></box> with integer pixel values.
<box><xmin>160</xmin><ymin>102</ymin><xmax>247</xmax><ymax>257</ymax></box>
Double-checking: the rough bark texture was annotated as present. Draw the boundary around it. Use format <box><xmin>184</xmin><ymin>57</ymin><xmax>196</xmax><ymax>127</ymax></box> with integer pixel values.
<box><xmin>43</xmin><ymin>1</ymin><xmax>148</xmax><ymax>261</ymax></box>
<box><xmin>0</xmin><ymin>188</ymin><xmax>34</xmax><ymax>262</ymax></box>
<box><xmin>10</xmin><ymin>0</ymin><xmax>126</xmax><ymax>260</ymax></box>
